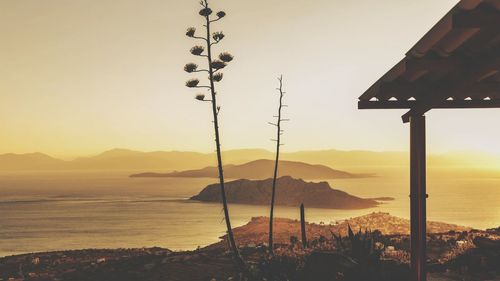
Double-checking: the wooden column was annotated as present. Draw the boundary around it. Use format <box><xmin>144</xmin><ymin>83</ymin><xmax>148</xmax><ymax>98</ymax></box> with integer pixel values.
<box><xmin>410</xmin><ymin>115</ymin><xmax>427</xmax><ymax>281</ymax></box>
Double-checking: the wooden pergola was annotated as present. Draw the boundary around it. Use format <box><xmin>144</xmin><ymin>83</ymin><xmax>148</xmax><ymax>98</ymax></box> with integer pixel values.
<box><xmin>358</xmin><ymin>1</ymin><xmax>500</xmax><ymax>281</ymax></box>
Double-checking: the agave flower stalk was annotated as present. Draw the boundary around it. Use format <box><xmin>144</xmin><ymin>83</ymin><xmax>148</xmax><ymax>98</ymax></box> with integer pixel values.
<box><xmin>268</xmin><ymin>75</ymin><xmax>287</xmax><ymax>254</ymax></box>
<box><xmin>184</xmin><ymin>0</ymin><xmax>241</xmax><ymax>264</ymax></box>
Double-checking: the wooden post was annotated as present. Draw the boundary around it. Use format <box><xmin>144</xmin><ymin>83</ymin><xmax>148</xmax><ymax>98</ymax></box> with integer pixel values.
<box><xmin>410</xmin><ymin>115</ymin><xmax>427</xmax><ymax>281</ymax></box>
<box><xmin>300</xmin><ymin>203</ymin><xmax>307</xmax><ymax>248</ymax></box>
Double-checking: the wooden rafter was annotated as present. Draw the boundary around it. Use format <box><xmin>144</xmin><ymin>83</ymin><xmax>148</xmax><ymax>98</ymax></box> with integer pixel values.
<box><xmin>452</xmin><ymin>7</ymin><xmax>500</xmax><ymax>28</ymax></box>
<box><xmin>376</xmin><ymin>79</ymin><xmax>500</xmax><ymax>101</ymax></box>
<box><xmin>401</xmin><ymin>55</ymin><xmax>500</xmax><ymax>122</ymax></box>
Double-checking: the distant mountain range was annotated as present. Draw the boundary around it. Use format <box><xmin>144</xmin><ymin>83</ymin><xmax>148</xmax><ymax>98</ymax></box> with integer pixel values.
<box><xmin>130</xmin><ymin>159</ymin><xmax>369</xmax><ymax>180</ymax></box>
<box><xmin>0</xmin><ymin>149</ymin><xmax>266</xmax><ymax>171</ymax></box>
<box><xmin>0</xmin><ymin>153</ymin><xmax>66</xmax><ymax>170</ymax></box>
<box><xmin>1</xmin><ymin>148</ymin><xmax>499</xmax><ymax>171</ymax></box>
<box><xmin>190</xmin><ymin>176</ymin><xmax>382</xmax><ymax>209</ymax></box>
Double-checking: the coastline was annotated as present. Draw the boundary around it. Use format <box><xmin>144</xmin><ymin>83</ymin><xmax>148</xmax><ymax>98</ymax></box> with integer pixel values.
<box><xmin>1</xmin><ymin>212</ymin><xmax>498</xmax><ymax>280</ymax></box>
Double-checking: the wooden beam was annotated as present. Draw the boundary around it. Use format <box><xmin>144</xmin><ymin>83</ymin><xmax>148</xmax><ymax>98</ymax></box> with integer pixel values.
<box><xmin>452</xmin><ymin>8</ymin><xmax>500</xmax><ymax>29</ymax></box>
<box><xmin>456</xmin><ymin>27</ymin><xmax>500</xmax><ymax>57</ymax></box>
<box><xmin>358</xmin><ymin>99</ymin><xmax>500</xmax><ymax>109</ymax></box>
<box><xmin>363</xmin><ymin>58</ymin><xmax>465</xmax><ymax>101</ymax></box>
<box><xmin>359</xmin><ymin>60</ymin><xmax>407</xmax><ymax>101</ymax></box>
<box><xmin>361</xmin><ymin>55</ymin><xmax>495</xmax><ymax>102</ymax></box>
<box><xmin>410</xmin><ymin>115</ymin><xmax>427</xmax><ymax>281</ymax></box>
<box><xmin>454</xmin><ymin>80</ymin><xmax>500</xmax><ymax>99</ymax></box>
<box><xmin>378</xmin><ymin>81</ymin><xmax>431</xmax><ymax>100</ymax></box>
<box><xmin>401</xmin><ymin>55</ymin><xmax>500</xmax><ymax>122</ymax></box>
<box><xmin>375</xmin><ymin>80</ymin><xmax>500</xmax><ymax>101</ymax></box>
<box><xmin>405</xmin><ymin>58</ymin><xmax>462</xmax><ymax>74</ymax></box>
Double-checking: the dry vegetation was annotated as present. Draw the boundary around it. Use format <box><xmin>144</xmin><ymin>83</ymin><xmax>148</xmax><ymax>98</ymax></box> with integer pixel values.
<box><xmin>2</xmin><ymin>213</ymin><xmax>497</xmax><ymax>281</ymax></box>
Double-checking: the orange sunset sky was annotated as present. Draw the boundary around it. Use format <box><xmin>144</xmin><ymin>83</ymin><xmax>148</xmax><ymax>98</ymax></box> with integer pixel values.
<box><xmin>1</xmin><ymin>0</ymin><xmax>500</xmax><ymax>158</ymax></box>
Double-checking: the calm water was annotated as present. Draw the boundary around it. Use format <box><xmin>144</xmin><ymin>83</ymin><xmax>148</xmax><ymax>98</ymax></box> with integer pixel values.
<box><xmin>0</xmin><ymin>168</ymin><xmax>499</xmax><ymax>257</ymax></box>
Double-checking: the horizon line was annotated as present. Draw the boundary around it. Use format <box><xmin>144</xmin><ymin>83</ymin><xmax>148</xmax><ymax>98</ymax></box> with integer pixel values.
<box><xmin>1</xmin><ymin>147</ymin><xmax>499</xmax><ymax>161</ymax></box>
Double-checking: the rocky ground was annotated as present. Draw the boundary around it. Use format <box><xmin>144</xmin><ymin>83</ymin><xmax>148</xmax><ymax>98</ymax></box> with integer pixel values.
<box><xmin>219</xmin><ymin>212</ymin><xmax>472</xmax><ymax>247</ymax></box>
<box><xmin>0</xmin><ymin>213</ymin><xmax>498</xmax><ymax>281</ymax></box>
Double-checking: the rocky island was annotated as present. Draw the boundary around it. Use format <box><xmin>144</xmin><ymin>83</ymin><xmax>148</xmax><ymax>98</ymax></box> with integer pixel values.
<box><xmin>190</xmin><ymin>176</ymin><xmax>385</xmax><ymax>209</ymax></box>
<box><xmin>130</xmin><ymin>159</ymin><xmax>371</xmax><ymax>180</ymax></box>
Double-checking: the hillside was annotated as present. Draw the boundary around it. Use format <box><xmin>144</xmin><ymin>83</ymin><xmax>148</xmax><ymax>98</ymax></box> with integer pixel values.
<box><xmin>2</xmin><ymin>214</ymin><xmax>492</xmax><ymax>281</ymax></box>
<box><xmin>223</xmin><ymin>212</ymin><xmax>473</xmax><ymax>246</ymax></box>
<box><xmin>190</xmin><ymin>176</ymin><xmax>382</xmax><ymax>209</ymax></box>
<box><xmin>130</xmin><ymin>159</ymin><xmax>365</xmax><ymax>179</ymax></box>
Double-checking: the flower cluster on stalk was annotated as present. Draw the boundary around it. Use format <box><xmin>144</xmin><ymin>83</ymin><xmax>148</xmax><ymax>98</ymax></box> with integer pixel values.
<box><xmin>184</xmin><ymin>1</ymin><xmax>234</xmax><ymax>101</ymax></box>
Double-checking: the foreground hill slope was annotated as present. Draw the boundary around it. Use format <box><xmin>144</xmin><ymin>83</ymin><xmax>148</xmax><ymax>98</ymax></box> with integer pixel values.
<box><xmin>190</xmin><ymin>176</ymin><xmax>380</xmax><ymax>209</ymax></box>
<box><xmin>1</xmin><ymin>213</ymin><xmax>490</xmax><ymax>281</ymax></box>
<box><xmin>131</xmin><ymin>159</ymin><xmax>365</xmax><ymax>179</ymax></box>
<box><xmin>225</xmin><ymin>212</ymin><xmax>473</xmax><ymax>246</ymax></box>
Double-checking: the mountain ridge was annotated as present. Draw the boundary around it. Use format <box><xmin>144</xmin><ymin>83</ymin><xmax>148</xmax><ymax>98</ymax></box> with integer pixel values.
<box><xmin>130</xmin><ymin>159</ymin><xmax>368</xmax><ymax>179</ymax></box>
<box><xmin>1</xmin><ymin>148</ymin><xmax>499</xmax><ymax>171</ymax></box>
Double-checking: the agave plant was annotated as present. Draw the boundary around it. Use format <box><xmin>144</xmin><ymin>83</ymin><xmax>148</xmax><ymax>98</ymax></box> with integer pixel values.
<box><xmin>184</xmin><ymin>0</ymin><xmax>240</xmax><ymax>266</ymax></box>
<box><xmin>333</xmin><ymin>224</ymin><xmax>382</xmax><ymax>263</ymax></box>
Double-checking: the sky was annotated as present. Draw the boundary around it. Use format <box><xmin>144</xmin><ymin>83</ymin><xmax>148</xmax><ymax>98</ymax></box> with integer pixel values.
<box><xmin>2</xmin><ymin>0</ymin><xmax>500</xmax><ymax>158</ymax></box>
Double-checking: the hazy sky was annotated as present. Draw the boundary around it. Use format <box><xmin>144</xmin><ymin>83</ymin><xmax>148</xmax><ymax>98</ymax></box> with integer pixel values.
<box><xmin>2</xmin><ymin>0</ymin><xmax>500</xmax><ymax>158</ymax></box>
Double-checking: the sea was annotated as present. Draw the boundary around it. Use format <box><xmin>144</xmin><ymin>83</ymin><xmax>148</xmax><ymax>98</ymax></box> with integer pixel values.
<box><xmin>1</xmin><ymin>167</ymin><xmax>499</xmax><ymax>257</ymax></box>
